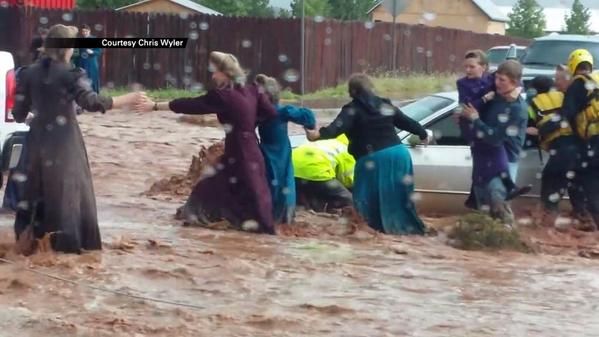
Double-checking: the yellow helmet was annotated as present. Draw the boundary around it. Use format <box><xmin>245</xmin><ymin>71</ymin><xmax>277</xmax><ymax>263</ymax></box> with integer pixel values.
<box><xmin>567</xmin><ymin>49</ymin><xmax>594</xmax><ymax>75</ymax></box>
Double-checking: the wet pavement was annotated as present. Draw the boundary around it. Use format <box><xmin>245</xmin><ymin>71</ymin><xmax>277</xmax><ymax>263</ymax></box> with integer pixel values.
<box><xmin>1</xmin><ymin>110</ymin><xmax>599</xmax><ymax>337</ymax></box>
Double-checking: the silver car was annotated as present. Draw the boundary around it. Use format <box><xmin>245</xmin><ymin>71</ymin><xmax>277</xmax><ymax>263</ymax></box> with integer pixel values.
<box><xmin>291</xmin><ymin>92</ymin><xmax>547</xmax><ymax>213</ymax></box>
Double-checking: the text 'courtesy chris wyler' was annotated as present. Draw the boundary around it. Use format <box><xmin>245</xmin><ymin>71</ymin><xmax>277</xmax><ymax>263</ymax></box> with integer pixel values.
<box><xmin>44</xmin><ymin>38</ymin><xmax>188</xmax><ymax>48</ymax></box>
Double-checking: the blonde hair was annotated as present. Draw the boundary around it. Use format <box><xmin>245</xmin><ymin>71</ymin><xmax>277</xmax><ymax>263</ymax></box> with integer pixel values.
<box><xmin>209</xmin><ymin>51</ymin><xmax>246</xmax><ymax>84</ymax></box>
<box><xmin>465</xmin><ymin>49</ymin><xmax>488</xmax><ymax>66</ymax></box>
<box><xmin>348</xmin><ymin>73</ymin><xmax>374</xmax><ymax>98</ymax></box>
<box><xmin>43</xmin><ymin>24</ymin><xmax>78</xmax><ymax>63</ymax></box>
<box><xmin>255</xmin><ymin>74</ymin><xmax>281</xmax><ymax>104</ymax></box>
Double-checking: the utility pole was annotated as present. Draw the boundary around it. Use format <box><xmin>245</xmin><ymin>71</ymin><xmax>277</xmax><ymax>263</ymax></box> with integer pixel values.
<box><xmin>300</xmin><ymin>0</ymin><xmax>306</xmax><ymax>106</ymax></box>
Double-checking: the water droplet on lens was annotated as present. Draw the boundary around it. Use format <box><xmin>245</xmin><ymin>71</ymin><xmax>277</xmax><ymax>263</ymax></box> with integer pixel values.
<box><xmin>283</xmin><ymin>69</ymin><xmax>300</xmax><ymax>83</ymax></box>
<box><xmin>39</xmin><ymin>17</ymin><xmax>48</xmax><ymax>24</ymax></box>
<box><xmin>189</xmin><ymin>31</ymin><xmax>199</xmax><ymax>40</ymax></box>
<box><xmin>190</xmin><ymin>82</ymin><xmax>203</xmax><ymax>92</ymax></box>
<box><xmin>425</xmin><ymin>50</ymin><xmax>433</xmax><ymax>58</ymax></box>
<box><xmin>0</xmin><ymin>1</ymin><xmax>9</xmax><ymax>8</ymax></box>
<box><xmin>241</xmin><ymin>39</ymin><xmax>252</xmax><ymax>48</ymax></box>
<box><xmin>506</xmin><ymin>126</ymin><xmax>519</xmax><ymax>137</ymax></box>
<box><xmin>179</xmin><ymin>12</ymin><xmax>189</xmax><ymax>19</ymax></box>
<box><xmin>278</xmin><ymin>54</ymin><xmax>288</xmax><ymax>63</ymax></box>
<box><xmin>364</xmin><ymin>21</ymin><xmax>374</xmax><ymax>29</ymax></box>
<box><xmin>153</xmin><ymin>63</ymin><xmax>161</xmax><ymax>71</ymax></box>
<box><xmin>422</xmin><ymin>12</ymin><xmax>437</xmax><ymax>21</ymax></box>
<box><xmin>94</xmin><ymin>24</ymin><xmax>103</xmax><ymax>31</ymax></box>
<box><xmin>223</xmin><ymin>123</ymin><xmax>233</xmax><ymax>133</ymax></box>
<box><xmin>199</xmin><ymin>22</ymin><xmax>209</xmax><ymax>30</ymax></box>
<box><xmin>548</xmin><ymin>193</ymin><xmax>560</xmax><ymax>203</ymax></box>
<box><xmin>56</xmin><ymin>115</ymin><xmax>67</xmax><ymax>126</ymax></box>
<box><xmin>189</xmin><ymin>22</ymin><xmax>197</xmax><ymax>29</ymax></box>
<box><xmin>566</xmin><ymin>171</ymin><xmax>576</xmax><ymax>179</ymax></box>
<box><xmin>314</xmin><ymin>15</ymin><xmax>325</xmax><ymax>23</ymax></box>
<box><xmin>11</xmin><ymin>172</ymin><xmax>27</xmax><ymax>183</ymax></box>
<box><xmin>242</xmin><ymin>220</ymin><xmax>259</xmax><ymax>232</ymax></box>
<box><xmin>498</xmin><ymin>113</ymin><xmax>509</xmax><ymax>123</ymax></box>
<box><xmin>143</xmin><ymin>63</ymin><xmax>151</xmax><ymax>70</ymax></box>
<box><xmin>365</xmin><ymin>161</ymin><xmax>375</xmax><ymax>170</ymax></box>
<box><xmin>383</xmin><ymin>34</ymin><xmax>392</xmax><ymax>41</ymax></box>
<box><xmin>410</xmin><ymin>192</ymin><xmax>422</xmax><ymax>202</ymax></box>
<box><xmin>62</xmin><ymin>13</ymin><xmax>73</xmax><ymax>21</ymax></box>
<box><xmin>416</xmin><ymin>47</ymin><xmax>424</xmax><ymax>53</ymax></box>
<box><xmin>324</xmin><ymin>38</ymin><xmax>332</xmax><ymax>46</ymax></box>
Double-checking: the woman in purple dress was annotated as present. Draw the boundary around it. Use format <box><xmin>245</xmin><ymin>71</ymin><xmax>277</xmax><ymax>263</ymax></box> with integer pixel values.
<box><xmin>136</xmin><ymin>52</ymin><xmax>277</xmax><ymax>234</ymax></box>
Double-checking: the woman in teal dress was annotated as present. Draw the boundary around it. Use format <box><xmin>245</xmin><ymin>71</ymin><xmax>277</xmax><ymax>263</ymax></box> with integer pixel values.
<box><xmin>255</xmin><ymin>74</ymin><xmax>316</xmax><ymax>224</ymax></box>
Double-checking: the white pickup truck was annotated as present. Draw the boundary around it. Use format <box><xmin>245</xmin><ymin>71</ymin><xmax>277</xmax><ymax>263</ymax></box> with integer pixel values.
<box><xmin>0</xmin><ymin>50</ymin><xmax>29</xmax><ymax>189</ymax></box>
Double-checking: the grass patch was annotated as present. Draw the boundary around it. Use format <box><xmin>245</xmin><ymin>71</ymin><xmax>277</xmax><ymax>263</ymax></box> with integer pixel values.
<box><xmin>101</xmin><ymin>73</ymin><xmax>457</xmax><ymax>102</ymax></box>
<box><xmin>447</xmin><ymin>213</ymin><xmax>531</xmax><ymax>253</ymax></box>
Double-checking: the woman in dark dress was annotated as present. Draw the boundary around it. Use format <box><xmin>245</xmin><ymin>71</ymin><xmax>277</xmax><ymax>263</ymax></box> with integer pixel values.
<box><xmin>12</xmin><ymin>24</ymin><xmax>140</xmax><ymax>255</ymax></box>
<box><xmin>306</xmin><ymin>74</ymin><xmax>429</xmax><ymax>235</ymax></box>
<box><xmin>136</xmin><ymin>52</ymin><xmax>278</xmax><ymax>234</ymax></box>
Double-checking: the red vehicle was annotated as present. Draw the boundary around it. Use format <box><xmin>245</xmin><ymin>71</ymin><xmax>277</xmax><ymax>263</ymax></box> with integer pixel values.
<box><xmin>7</xmin><ymin>0</ymin><xmax>75</xmax><ymax>9</ymax></box>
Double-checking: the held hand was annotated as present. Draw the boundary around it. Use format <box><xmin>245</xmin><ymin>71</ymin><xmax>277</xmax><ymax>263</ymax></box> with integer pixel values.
<box><xmin>462</xmin><ymin>103</ymin><xmax>480</xmax><ymax>121</ymax></box>
<box><xmin>305</xmin><ymin>128</ymin><xmax>320</xmax><ymax>141</ymax></box>
<box><xmin>527</xmin><ymin>127</ymin><xmax>539</xmax><ymax>136</ymax></box>
<box><xmin>134</xmin><ymin>93</ymin><xmax>155</xmax><ymax>112</ymax></box>
<box><xmin>483</xmin><ymin>91</ymin><xmax>495</xmax><ymax>102</ymax></box>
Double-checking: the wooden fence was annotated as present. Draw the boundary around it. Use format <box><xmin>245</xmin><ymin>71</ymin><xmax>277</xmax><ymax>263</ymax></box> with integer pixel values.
<box><xmin>0</xmin><ymin>6</ymin><xmax>529</xmax><ymax>92</ymax></box>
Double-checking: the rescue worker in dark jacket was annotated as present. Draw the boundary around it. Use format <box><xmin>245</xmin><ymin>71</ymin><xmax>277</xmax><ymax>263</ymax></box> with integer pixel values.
<box><xmin>527</xmin><ymin>75</ymin><xmax>588</xmax><ymax>226</ymax></box>
<box><xmin>542</xmin><ymin>49</ymin><xmax>599</xmax><ymax>231</ymax></box>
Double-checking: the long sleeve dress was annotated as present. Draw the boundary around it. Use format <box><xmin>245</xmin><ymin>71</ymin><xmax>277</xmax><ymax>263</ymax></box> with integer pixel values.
<box><xmin>258</xmin><ymin>104</ymin><xmax>315</xmax><ymax>224</ymax></box>
<box><xmin>12</xmin><ymin>57</ymin><xmax>113</xmax><ymax>254</ymax></box>
<box><xmin>172</xmin><ymin>85</ymin><xmax>278</xmax><ymax>234</ymax></box>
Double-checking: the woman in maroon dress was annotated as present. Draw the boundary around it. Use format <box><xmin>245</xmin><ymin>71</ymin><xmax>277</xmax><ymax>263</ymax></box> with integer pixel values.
<box><xmin>136</xmin><ymin>52</ymin><xmax>277</xmax><ymax>234</ymax></box>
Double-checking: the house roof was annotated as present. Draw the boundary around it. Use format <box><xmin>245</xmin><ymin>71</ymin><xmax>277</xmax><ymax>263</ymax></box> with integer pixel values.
<box><xmin>116</xmin><ymin>0</ymin><xmax>222</xmax><ymax>15</ymax></box>
<box><xmin>367</xmin><ymin>0</ymin><xmax>507</xmax><ymax>22</ymax></box>
<box><xmin>493</xmin><ymin>0</ymin><xmax>599</xmax><ymax>8</ymax></box>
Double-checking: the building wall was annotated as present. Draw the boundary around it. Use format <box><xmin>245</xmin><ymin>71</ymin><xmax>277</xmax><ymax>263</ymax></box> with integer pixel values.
<box><xmin>120</xmin><ymin>0</ymin><xmax>194</xmax><ymax>14</ymax></box>
<box><xmin>370</xmin><ymin>0</ymin><xmax>506</xmax><ymax>34</ymax></box>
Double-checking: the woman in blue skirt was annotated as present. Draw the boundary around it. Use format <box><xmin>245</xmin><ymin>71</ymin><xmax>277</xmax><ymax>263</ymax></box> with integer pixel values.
<box><xmin>305</xmin><ymin>74</ymin><xmax>429</xmax><ymax>235</ymax></box>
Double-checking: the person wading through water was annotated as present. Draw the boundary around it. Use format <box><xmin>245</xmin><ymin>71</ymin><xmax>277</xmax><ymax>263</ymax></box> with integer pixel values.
<box><xmin>135</xmin><ymin>52</ymin><xmax>278</xmax><ymax>234</ymax></box>
<box><xmin>12</xmin><ymin>24</ymin><xmax>140</xmax><ymax>255</ymax></box>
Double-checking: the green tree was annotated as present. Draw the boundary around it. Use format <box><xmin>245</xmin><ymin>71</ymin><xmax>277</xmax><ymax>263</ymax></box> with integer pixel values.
<box><xmin>328</xmin><ymin>0</ymin><xmax>378</xmax><ymax>20</ymax></box>
<box><xmin>565</xmin><ymin>0</ymin><xmax>592</xmax><ymax>34</ymax></box>
<box><xmin>506</xmin><ymin>0</ymin><xmax>546</xmax><ymax>38</ymax></box>
<box><xmin>290</xmin><ymin>0</ymin><xmax>331</xmax><ymax>18</ymax></box>
<box><xmin>198</xmin><ymin>0</ymin><xmax>274</xmax><ymax>17</ymax></box>
<box><xmin>76</xmin><ymin>0</ymin><xmax>136</xmax><ymax>9</ymax></box>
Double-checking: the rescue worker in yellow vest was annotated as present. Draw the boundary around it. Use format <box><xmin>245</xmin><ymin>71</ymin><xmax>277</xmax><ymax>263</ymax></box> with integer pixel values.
<box><xmin>549</xmin><ymin>49</ymin><xmax>599</xmax><ymax>231</ymax></box>
<box><xmin>527</xmin><ymin>75</ymin><xmax>589</xmax><ymax>225</ymax></box>
<box><xmin>292</xmin><ymin>134</ymin><xmax>355</xmax><ymax>212</ymax></box>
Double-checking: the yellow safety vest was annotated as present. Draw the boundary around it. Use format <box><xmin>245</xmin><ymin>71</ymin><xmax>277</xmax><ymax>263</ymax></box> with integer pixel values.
<box><xmin>292</xmin><ymin>135</ymin><xmax>355</xmax><ymax>188</ymax></box>
<box><xmin>527</xmin><ymin>91</ymin><xmax>571</xmax><ymax>150</ymax></box>
<box><xmin>573</xmin><ymin>73</ymin><xmax>599</xmax><ymax>140</ymax></box>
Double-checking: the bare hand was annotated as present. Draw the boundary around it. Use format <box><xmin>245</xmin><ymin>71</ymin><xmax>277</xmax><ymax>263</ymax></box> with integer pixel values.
<box><xmin>527</xmin><ymin>127</ymin><xmax>539</xmax><ymax>136</ymax></box>
<box><xmin>305</xmin><ymin>128</ymin><xmax>320</xmax><ymax>141</ymax></box>
<box><xmin>134</xmin><ymin>92</ymin><xmax>155</xmax><ymax>112</ymax></box>
<box><xmin>462</xmin><ymin>103</ymin><xmax>479</xmax><ymax>121</ymax></box>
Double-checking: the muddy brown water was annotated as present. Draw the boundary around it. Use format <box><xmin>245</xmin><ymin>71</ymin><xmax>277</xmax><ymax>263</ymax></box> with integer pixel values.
<box><xmin>1</xmin><ymin>110</ymin><xmax>598</xmax><ymax>337</ymax></box>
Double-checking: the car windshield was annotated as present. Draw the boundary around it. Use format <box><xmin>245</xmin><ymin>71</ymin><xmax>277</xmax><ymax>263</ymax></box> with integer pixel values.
<box><xmin>522</xmin><ymin>40</ymin><xmax>599</xmax><ymax>67</ymax></box>
<box><xmin>401</xmin><ymin>95</ymin><xmax>454</xmax><ymax>122</ymax></box>
<box><xmin>487</xmin><ymin>48</ymin><xmax>507</xmax><ymax>64</ymax></box>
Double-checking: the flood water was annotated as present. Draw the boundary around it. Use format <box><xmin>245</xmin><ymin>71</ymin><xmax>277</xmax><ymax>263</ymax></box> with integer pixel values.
<box><xmin>1</xmin><ymin>110</ymin><xmax>598</xmax><ymax>337</ymax></box>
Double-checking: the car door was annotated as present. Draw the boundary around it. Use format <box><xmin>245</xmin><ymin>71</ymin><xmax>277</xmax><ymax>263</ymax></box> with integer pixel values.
<box><xmin>404</xmin><ymin>110</ymin><xmax>473</xmax><ymax>212</ymax></box>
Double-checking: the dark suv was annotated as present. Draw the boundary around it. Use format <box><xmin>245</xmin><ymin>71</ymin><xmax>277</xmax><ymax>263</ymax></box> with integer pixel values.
<box><xmin>520</xmin><ymin>34</ymin><xmax>599</xmax><ymax>88</ymax></box>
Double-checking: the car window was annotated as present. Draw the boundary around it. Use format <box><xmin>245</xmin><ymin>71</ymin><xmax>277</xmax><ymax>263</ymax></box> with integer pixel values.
<box><xmin>522</xmin><ymin>40</ymin><xmax>599</xmax><ymax>67</ymax></box>
<box><xmin>516</xmin><ymin>48</ymin><xmax>525</xmax><ymax>59</ymax></box>
<box><xmin>487</xmin><ymin>48</ymin><xmax>507</xmax><ymax>64</ymax></box>
<box><xmin>401</xmin><ymin>95</ymin><xmax>454</xmax><ymax>122</ymax></box>
<box><xmin>427</xmin><ymin>111</ymin><xmax>468</xmax><ymax>146</ymax></box>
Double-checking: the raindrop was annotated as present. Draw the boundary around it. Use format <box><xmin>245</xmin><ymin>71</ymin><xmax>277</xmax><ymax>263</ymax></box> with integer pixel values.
<box><xmin>380</xmin><ymin>104</ymin><xmax>395</xmax><ymax>116</ymax></box>
<box><xmin>403</xmin><ymin>29</ymin><xmax>411</xmax><ymax>36</ymax></box>
<box><xmin>497</xmin><ymin>113</ymin><xmax>509</xmax><ymax>123</ymax></box>
<box><xmin>416</xmin><ymin>47</ymin><xmax>424</xmax><ymax>53</ymax></box>
<box><xmin>184</xmin><ymin>65</ymin><xmax>193</xmax><ymax>74</ymax></box>
<box><xmin>199</xmin><ymin>22</ymin><xmax>209</xmax><ymax>31</ymax></box>
<box><xmin>402</xmin><ymin>175</ymin><xmax>414</xmax><ymax>185</ymax></box>
<box><xmin>241</xmin><ymin>39</ymin><xmax>252</xmax><ymax>48</ymax></box>
<box><xmin>143</xmin><ymin>62</ymin><xmax>151</xmax><ymax>70</ymax></box>
<box><xmin>364</xmin><ymin>161</ymin><xmax>375</xmax><ymax>170</ymax></box>
<box><xmin>227</xmin><ymin>157</ymin><xmax>236</xmax><ymax>165</ymax></box>
<box><xmin>189</xmin><ymin>31</ymin><xmax>199</xmax><ymax>40</ymax></box>
<box><xmin>106</xmin><ymin>81</ymin><xmax>115</xmax><ymax>89</ymax></box>
<box><xmin>364</xmin><ymin>21</ymin><xmax>375</xmax><ymax>29</ymax></box>
<box><xmin>338</xmin><ymin>217</ymin><xmax>349</xmax><ymax>225</ymax></box>
<box><xmin>39</xmin><ymin>17</ymin><xmax>48</xmax><ymax>25</ymax></box>
<box><xmin>480</xmin><ymin>205</ymin><xmax>491</xmax><ymax>212</ymax></box>
<box><xmin>62</xmin><ymin>13</ymin><xmax>73</xmax><ymax>22</ymax></box>
<box><xmin>190</xmin><ymin>82</ymin><xmax>203</xmax><ymax>92</ymax></box>
<box><xmin>250</xmin><ymin>162</ymin><xmax>259</xmax><ymax>171</ymax></box>
<box><xmin>44</xmin><ymin>160</ymin><xmax>53</xmax><ymax>167</ymax></box>
<box><xmin>314</xmin><ymin>15</ymin><xmax>325</xmax><ymax>23</ymax></box>
<box><xmin>548</xmin><ymin>193</ymin><xmax>560</xmax><ymax>203</ymax></box>
<box><xmin>189</xmin><ymin>22</ymin><xmax>197</xmax><ymax>29</ymax></box>
<box><xmin>334</xmin><ymin>120</ymin><xmax>343</xmax><ymax>128</ymax></box>
<box><xmin>517</xmin><ymin>218</ymin><xmax>533</xmax><ymax>226</ymax></box>
<box><xmin>271</xmin><ymin>179</ymin><xmax>279</xmax><ymax>187</ymax></box>
<box><xmin>45</xmin><ymin>124</ymin><xmax>54</xmax><ymax>131</ymax></box>
<box><xmin>56</xmin><ymin>115</ymin><xmax>67</xmax><ymax>126</ymax></box>
<box><xmin>153</xmin><ymin>63</ymin><xmax>161</xmax><ymax>71</ymax></box>
<box><xmin>179</xmin><ymin>12</ymin><xmax>189</xmax><ymax>20</ymax></box>
<box><xmin>536</xmin><ymin>172</ymin><xmax>542</xmax><ymax>179</ymax></box>
<box><xmin>549</xmin><ymin>149</ymin><xmax>557</xmax><ymax>156</ymax></box>
<box><xmin>324</xmin><ymin>38</ymin><xmax>332</xmax><ymax>46</ymax></box>
<box><xmin>410</xmin><ymin>192</ymin><xmax>422</xmax><ymax>202</ymax></box>
<box><xmin>425</xmin><ymin>50</ymin><xmax>433</xmax><ymax>58</ymax></box>
<box><xmin>223</xmin><ymin>123</ymin><xmax>233</xmax><ymax>133</ymax></box>
<box><xmin>566</xmin><ymin>171</ymin><xmax>576</xmax><ymax>179</ymax></box>
<box><xmin>560</xmin><ymin>121</ymin><xmax>570</xmax><ymax>129</ymax></box>
<box><xmin>242</xmin><ymin>220</ymin><xmax>259</xmax><ymax>232</ymax></box>
<box><xmin>550</xmin><ymin>114</ymin><xmax>561</xmax><ymax>122</ymax></box>
<box><xmin>585</xmin><ymin>81</ymin><xmax>597</xmax><ymax>91</ymax></box>
<box><xmin>325</xmin><ymin>26</ymin><xmax>333</xmax><ymax>34</ymax></box>
<box><xmin>588</xmin><ymin>150</ymin><xmax>595</xmax><ymax>157</ymax></box>
<box><xmin>383</xmin><ymin>34</ymin><xmax>392</xmax><ymax>41</ymax></box>
<box><xmin>582</xmin><ymin>161</ymin><xmax>589</xmax><ymax>168</ymax></box>
<box><xmin>449</xmin><ymin>54</ymin><xmax>456</xmax><ymax>62</ymax></box>
<box><xmin>435</xmin><ymin>35</ymin><xmax>442</xmax><ymax>42</ymax></box>
<box><xmin>526</xmin><ymin>88</ymin><xmax>537</xmax><ymax>97</ymax></box>
<box><xmin>229</xmin><ymin>176</ymin><xmax>238</xmax><ymax>184</ymax></box>
<box><xmin>506</xmin><ymin>126</ymin><xmax>519</xmax><ymax>137</ymax></box>
<box><xmin>554</xmin><ymin>216</ymin><xmax>572</xmax><ymax>228</ymax></box>
<box><xmin>0</xmin><ymin>1</ymin><xmax>8</xmax><ymax>8</ymax></box>
<box><xmin>422</xmin><ymin>12</ymin><xmax>437</xmax><ymax>21</ymax></box>
<box><xmin>16</xmin><ymin>94</ymin><xmax>25</xmax><ymax>102</ymax></box>
<box><xmin>283</xmin><ymin>69</ymin><xmax>300</xmax><ymax>83</ymax></box>
<box><xmin>282</xmin><ymin>187</ymin><xmax>290</xmax><ymax>195</ymax></box>
<box><xmin>476</xmin><ymin>131</ymin><xmax>484</xmax><ymax>139</ymax></box>
<box><xmin>11</xmin><ymin>172</ymin><xmax>27</xmax><ymax>183</ymax></box>
<box><xmin>202</xmin><ymin>165</ymin><xmax>217</xmax><ymax>178</ymax></box>
<box><xmin>519</xmin><ymin>151</ymin><xmax>527</xmax><ymax>159</ymax></box>
<box><xmin>94</xmin><ymin>24</ymin><xmax>103</xmax><ymax>32</ymax></box>
<box><xmin>17</xmin><ymin>201</ymin><xmax>29</xmax><ymax>211</ymax></box>
<box><xmin>278</xmin><ymin>54</ymin><xmax>288</xmax><ymax>63</ymax></box>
